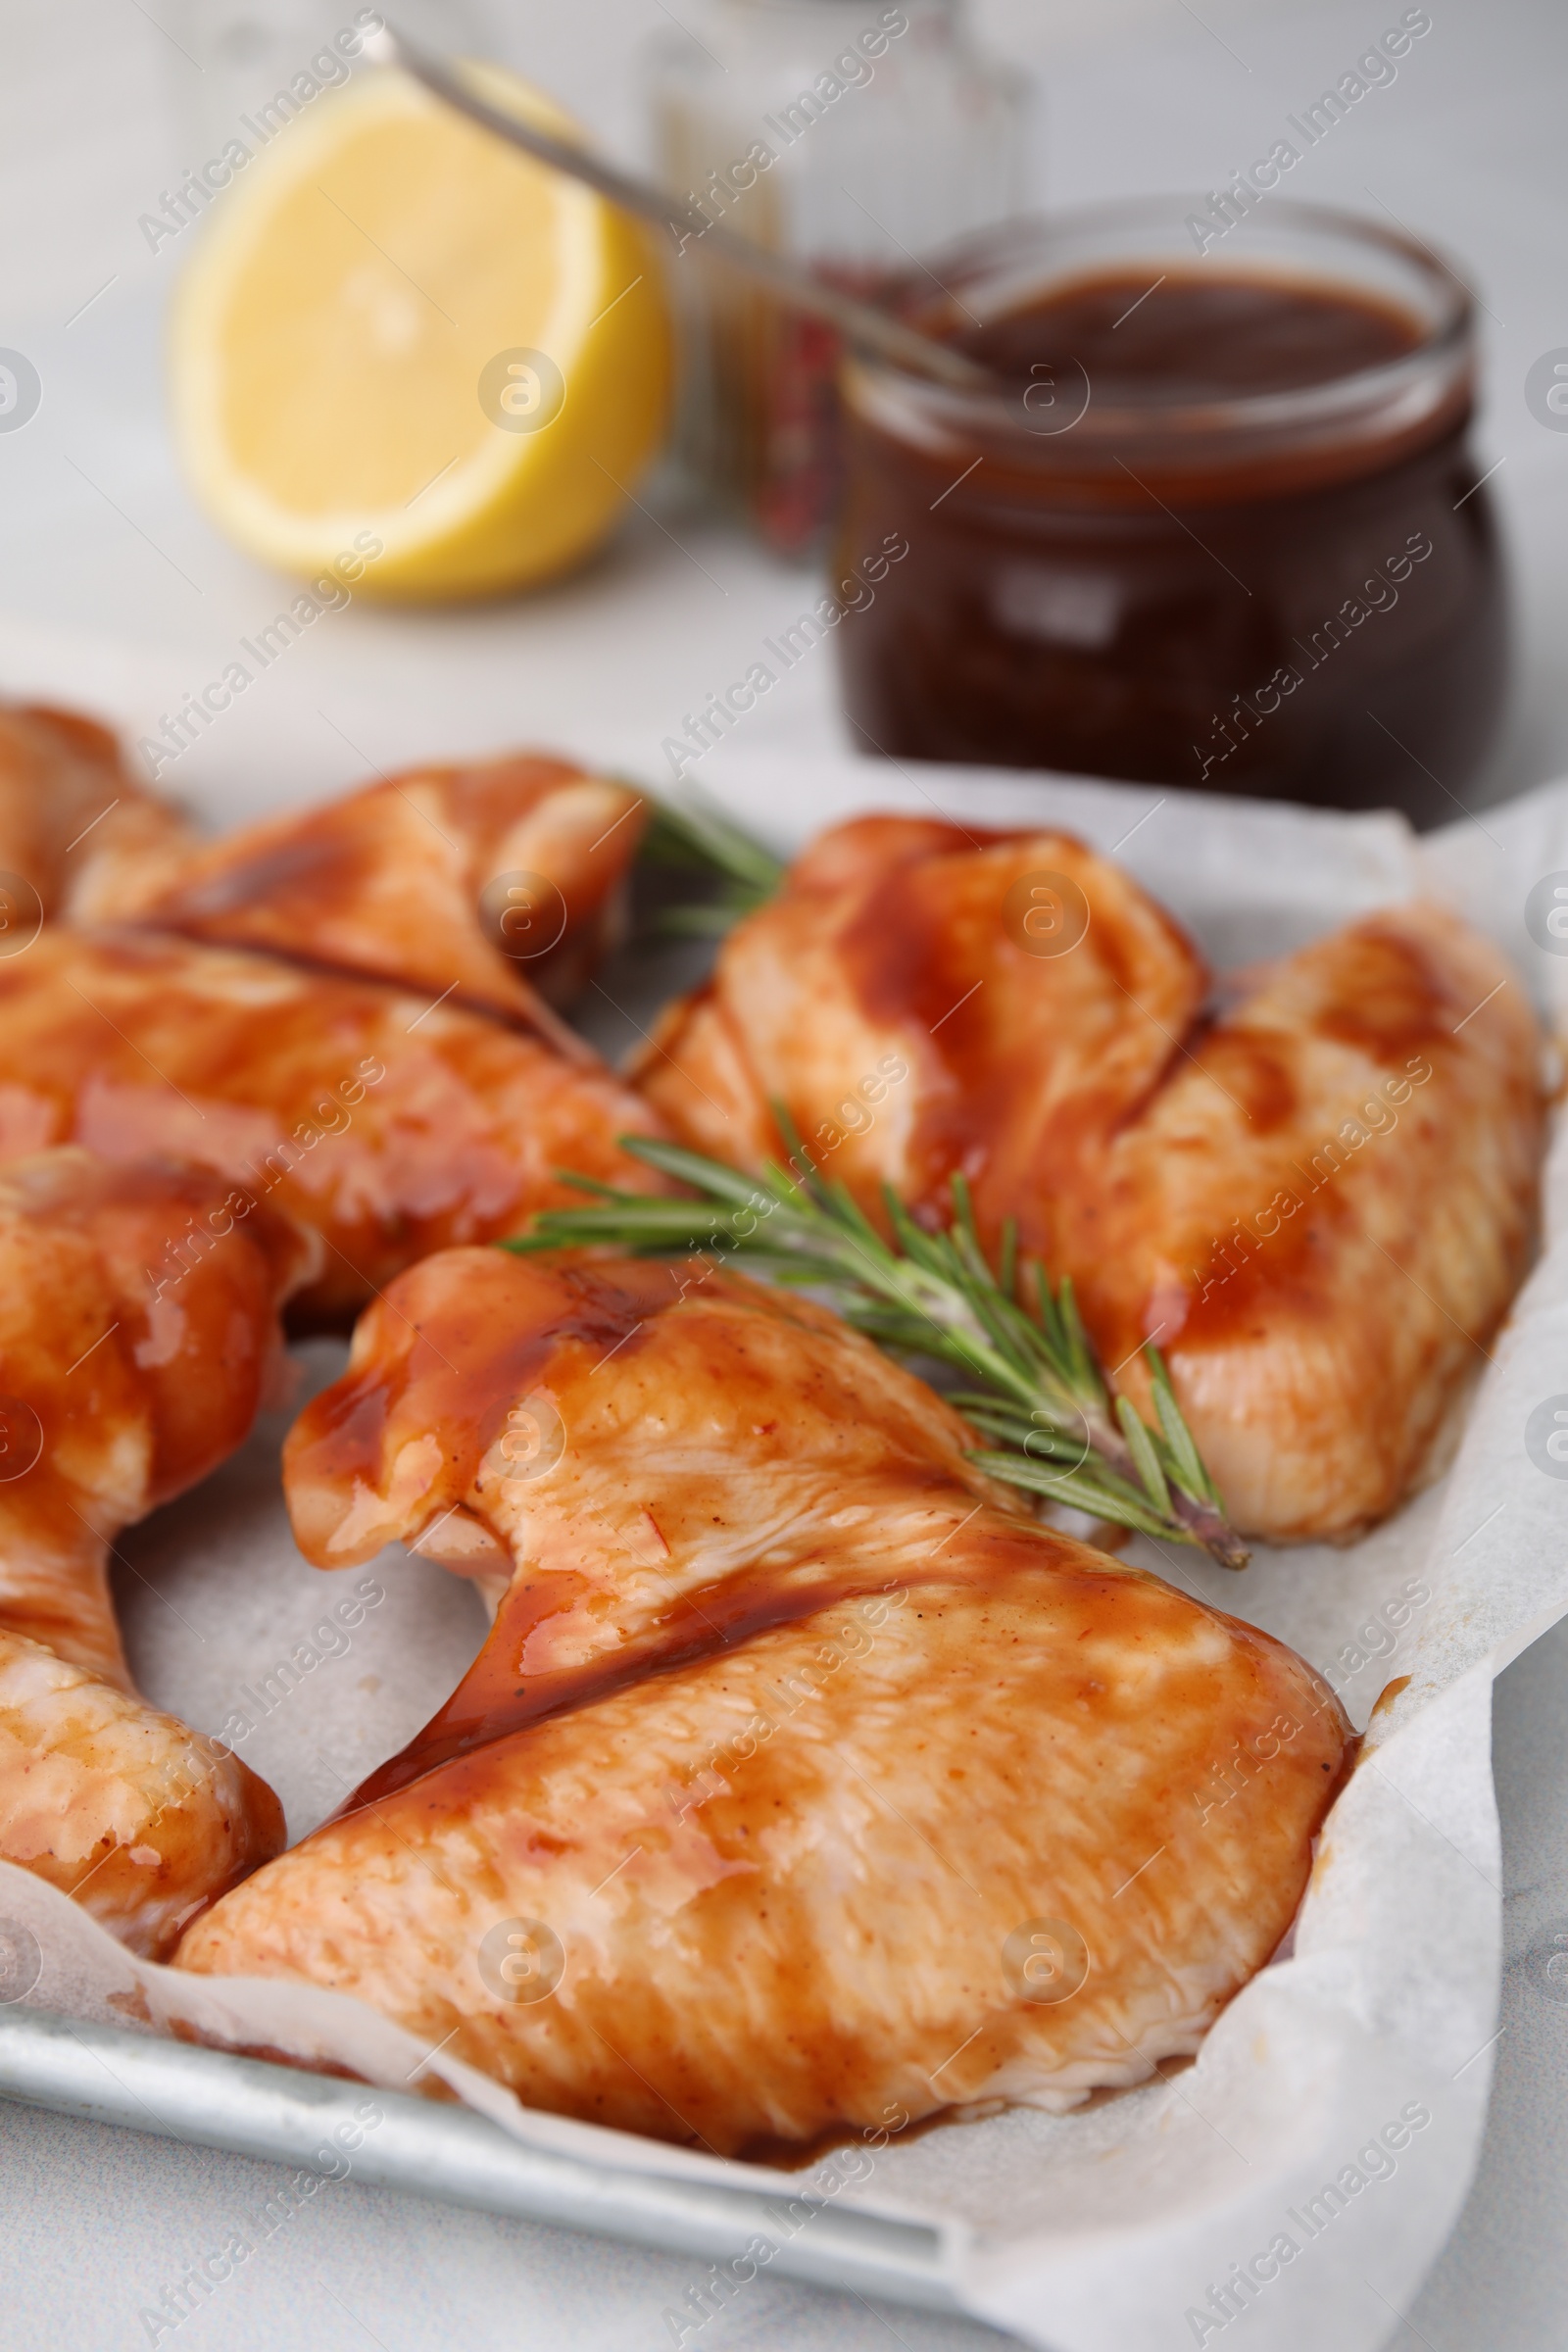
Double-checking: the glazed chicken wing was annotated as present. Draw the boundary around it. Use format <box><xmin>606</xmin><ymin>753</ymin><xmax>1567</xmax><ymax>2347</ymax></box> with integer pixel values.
<box><xmin>636</xmin><ymin>817</ymin><xmax>1544</xmax><ymax>1540</ymax></box>
<box><xmin>93</xmin><ymin>749</ymin><xmax>646</xmax><ymax>1021</ymax></box>
<box><xmin>0</xmin><ymin>927</ymin><xmax>667</xmax><ymax>1327</ymax></box>
<box><xmin>176</xmin><ymin>1248</ymin><xmax>1349</xmax><ymax>2155</ymax></box>
<box><xmin>1057</xmin><ymin>905</ymin><xmax>1542</xmax><ymax>1536</ymax></box>
<box><xmin>0</xmin><ymin>1150</ymin><xmax>300</xmax><ymax>1955</ymax></box>
<box><xmin>0</xmin><ymin>702</ymin><xmax>194</xmax><ymax>931</ymax></box>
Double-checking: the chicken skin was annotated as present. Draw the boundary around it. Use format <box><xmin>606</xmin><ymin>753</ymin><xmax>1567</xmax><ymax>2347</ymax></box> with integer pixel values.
<box><xmin>0</xmin><ymin>927</ymin><xmax>668</xmax><ymax>1328</ymax></box>
<box><xmin>635</xmin><ymin>817</ymin><xmax>1544</xmax><ymax>1541</ymax></box>
<box><xmin>0</xmin><ymin>1150</ymin><xmax>299</xmax><ymax>1955</ymax></box>
<box><xmin>95</xmin><ymin>749</ymin><xmax>646</xmax><ymax>1023</ymax></box>
<box><xmin>0</xmin><ymin>701</ymin><xmax>194</xmax><ymax>932</ymax></box>
<box><xmin>176</xmin><ymin>1248</ymin><xmax>1350</xmax><ymax>2155</ymax></box>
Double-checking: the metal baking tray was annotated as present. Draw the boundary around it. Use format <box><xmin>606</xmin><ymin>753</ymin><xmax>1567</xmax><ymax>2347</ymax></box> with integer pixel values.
<box><xmin>0</xmin><ymin>2004</ymin><xmax>960</xmax><ymax>2313</ymax></box>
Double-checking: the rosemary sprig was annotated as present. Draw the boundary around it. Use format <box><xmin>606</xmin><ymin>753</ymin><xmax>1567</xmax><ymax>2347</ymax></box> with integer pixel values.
<box><xmin>634</xmin><ymin>792</ymin><xmax>786</xmax><ymax>939</ymax></box>
<box><xmin>504</xmin><ymin>1131</ymin><xmax>1248</xmax><ymax>1569</ymax></box>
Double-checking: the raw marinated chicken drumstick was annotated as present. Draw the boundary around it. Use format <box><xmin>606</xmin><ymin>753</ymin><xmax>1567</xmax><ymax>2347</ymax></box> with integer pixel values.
<box><xmin>0</xmin><ymin>1150</ymin><xmax>302</xmax><ymax>1957</ymax></box>
<box><xmin>0</xmin><ymin>927</ymin><xmax>668</xmax><ymax>1328</ymax></box>
<box><xmin>0</xmin><ymin>701</ymin><xmax>195</xmax><ymax>931</ymax></box>
<box><xmin>635</xmin><ymin>816</ymin><xmax>1544</xmax><ymax>1543</ymax></box>
<box><xmin>176</xmin><ymin>1247</ymin><xmax>1351</xmax><ymax>2155</ymax></box>
<box><xmin>93</xmin><ymin>749</ymin><xmax>647</xmax><ymax>1023</ymax></box>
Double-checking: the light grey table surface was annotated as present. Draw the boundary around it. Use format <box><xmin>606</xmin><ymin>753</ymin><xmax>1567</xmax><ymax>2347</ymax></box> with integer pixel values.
<box><xmin>2</xmin><ymin>0</ymin><xmax>1566</xmax><ymax>2344</ymax></box>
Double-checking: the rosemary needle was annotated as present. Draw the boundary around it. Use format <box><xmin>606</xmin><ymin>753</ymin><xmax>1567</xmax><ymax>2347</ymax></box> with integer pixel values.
<box><xmin>632</xmin><ymin>792</ymin><xmax>786</xmax><ymax>940</ymax></box>
<box><xmin>505</xmin><ymin>1130</ymin><xmax>1249</xmax><ymax>1569</ymax></box>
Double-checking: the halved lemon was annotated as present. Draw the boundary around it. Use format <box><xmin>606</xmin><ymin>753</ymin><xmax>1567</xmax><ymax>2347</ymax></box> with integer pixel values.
<box><xmin>171</xmin><ymin>63</ymin><xmax>672</xmax><ymax>599</ymax></box>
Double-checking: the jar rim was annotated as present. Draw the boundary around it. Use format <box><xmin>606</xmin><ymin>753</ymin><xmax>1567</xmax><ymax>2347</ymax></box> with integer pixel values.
<box><xmin>846</xmin><ymin>196</ymin><xmax>1475</xmax><ymax>474</ymax></box>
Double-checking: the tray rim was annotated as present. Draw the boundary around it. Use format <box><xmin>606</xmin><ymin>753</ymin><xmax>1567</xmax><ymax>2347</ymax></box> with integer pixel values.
<box><xmin>0</xmin><ymin>2002</ymin><xmax>965</xmax><ymax>2316</ymax></box>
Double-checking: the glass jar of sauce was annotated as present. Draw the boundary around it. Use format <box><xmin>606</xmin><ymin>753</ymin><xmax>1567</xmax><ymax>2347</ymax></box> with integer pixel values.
<box><xmin>833</xmin><ymin>199</ymin><xmax>1507</xmax><ymax>822</ymax></box>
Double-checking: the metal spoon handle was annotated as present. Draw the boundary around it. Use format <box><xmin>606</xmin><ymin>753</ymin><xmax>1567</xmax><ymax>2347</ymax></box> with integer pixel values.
<box><xmin>363</xmin><ymin>22</ymin><xmax>991</xmax><ymax>393</ymax></box>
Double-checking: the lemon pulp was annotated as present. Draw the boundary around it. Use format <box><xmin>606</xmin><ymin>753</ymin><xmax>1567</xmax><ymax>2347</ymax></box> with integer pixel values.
<box><xmin>171</xmin><ymin>65</ymin><xmax>672</xmax><ymax>598</ymax></box>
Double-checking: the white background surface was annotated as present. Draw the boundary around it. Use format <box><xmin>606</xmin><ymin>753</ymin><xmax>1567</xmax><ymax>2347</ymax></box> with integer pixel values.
<box><xmin>2</xmin><ymin>0</ymin><xmax>1567</xmax><ymax>2345</ymax></box>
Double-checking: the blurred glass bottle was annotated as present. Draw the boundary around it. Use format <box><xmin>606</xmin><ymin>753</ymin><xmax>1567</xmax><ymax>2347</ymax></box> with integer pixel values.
<box><xmin>160</xmin><ymin>2</ymin><xmax>486</xmax><ymax>165</ymax></box>
<box><xmin>648</xmin><ymin>0</ymin><xmax>1029</xmax><ymax>556</ymax></box>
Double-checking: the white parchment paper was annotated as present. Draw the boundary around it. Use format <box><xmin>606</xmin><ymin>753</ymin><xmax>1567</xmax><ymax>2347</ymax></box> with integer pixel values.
<box><xmin>5</xmin><ymin>734</ymin><xmax>1568</xmax><ymax>2352</ymax></box>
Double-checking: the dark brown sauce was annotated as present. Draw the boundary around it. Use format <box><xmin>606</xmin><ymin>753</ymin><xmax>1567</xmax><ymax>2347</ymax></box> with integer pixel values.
<box><xmin>955</xmin><ymin>270</ymin><xmax>1423</xmax><ymax>401</ymax></box>
<box><xmin>345</xmin><ymin>1526</ymin><xmax>1050</xmax><ymax>1822</ymax></box>
<box><xmin>835</xmin><ymin>846</ymin><xmax>1067</xmax><ymax>1220</ymax></box>
<box><xmin>828</xmin><ymin>821</ymin><xmax>1198</xmax><ymax>1248</ymax></box>
<box><xmin>340</xmin><ymin>1562</ymin><xmax>923</xmax><ymax>1815</ymax></box>
<box><xmin>288</xmin><ymin>1259</ymin><xmax>664</xmax><ymax>1537</ymax></box>
<box><xmin>1309</xmin><ymin>919</ymin><xmax>1462</xmax><ymax>1063</ymax></box>
<box><xmin>315</xmin><ymin>1245</ymin><xmax>1076</xmax><ymax>1816</ymax></box>
<box><xmin>303</xmin><ymin>1249</ymin><xmax>983</xmax><ymax>1814</ymax></box>
<box><xmin>834</xmin><ymin>268</ymin><xmax>1506</xmax><ymax>821</ymax></box>
<box><xmin>15</xmin><ymin>1153</ymin><xmax>301</xmax><ymax>1504</ymax></box>
<box><xmin>1168</xmin><ymin>1190</ymin><xmax>1347</xmax><ymax>1353</ymax></box>
<box><xmin>1188</xmin><ymin>1024</ymin><xmax>1300</xmax><ymax>1134</ymax></box>
<box><xmin>159</xmin><ymin>833</ymin><xmax>354</xmax><ymax>922</ymax></box>
<box><xmin>340</xmin><ymin>1509</ymin><xmax>1098</xmax><ymax>1822</ymax></box>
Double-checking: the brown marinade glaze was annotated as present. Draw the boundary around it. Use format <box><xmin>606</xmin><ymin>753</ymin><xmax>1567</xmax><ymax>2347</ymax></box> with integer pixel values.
<box><xmin>296</xmin><ymin>1260</ymin><xmax>662</xmax><ymax>1509</ymax></box>
<box><xmin>394</xmin><ymin>1530</ymin><xmax>1221</xmax><ymax>1853</ymax></box>
<box><xmin>635</xmin><ymin>811</ymin><xmax>1542</xmax><ymax>1540</ymax></box>
<box><xmin>158</xmin><ymin>834</ymin><xmax>359</xmax><ymax>925</ymax></box>
<box><xmin>0</xmin><ymin>1150</ymin><xmax>294</xmax><ymax>1952</ymax></box>
<box><xmin>1149</xmin><ymin>921</ymin><xmax>1459</xmax><ymax>1355</ymax></box>
<box><xmin>292</xmin><ymin>1254</ymin><xmax>974</xmax><ymax>1811</ymax></box>
<box><xmin>0</xmin><ymin>926</ymin><xmax>668</xmax><ymax>1328</ymax></box>
<box><xmin>348</xmin><ymin>1528</ymin><xmax>978</xmax><ymax>1814</ymax></box>
<box><xmin>1307</xmin><ymin>917</ymin><xmax>1467</xmax><ymax>1063</ymax></box>
<box><xmin>834</xmin><ymin>269</ymin><xmax>1507</xmax><ymax>818</ymax></box>
<box><xmin>179</xmin><ymin>1243</ymin><xmax>1355</xmax><ymax>2152</ymax></box>
<box><xmin>832</xmin><ymin>819</ymin><xmax>1197</xmax><ymax>1244</ymax></box>
<box><xmin>296</xmin><ymin>1238</ymin><xmax>1292</xmax><ymax>1818</ymax></box>
<box><xmin>835</xmin><ymin>846</ymin><xmax>1480</xmax><ymax>1360</ymax></box>
<box><xmin>113</xmin><ymin>752</ymin><xmax>648</xmax><ymax>1029</ymax></box>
